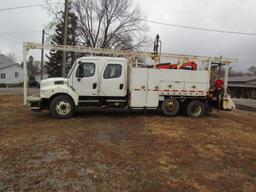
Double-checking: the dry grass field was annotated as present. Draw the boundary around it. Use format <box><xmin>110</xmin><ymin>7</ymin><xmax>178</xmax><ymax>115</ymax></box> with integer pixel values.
<box><xmin>0</xmin><ymin>95</ymin><xmax>255</xmax><ymax>191</ymax></box>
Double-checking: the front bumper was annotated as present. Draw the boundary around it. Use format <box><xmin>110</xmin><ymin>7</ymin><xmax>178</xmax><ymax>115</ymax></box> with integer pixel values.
<box><xmin>27</xmin><ymin>95</ymin><xmax>42</xmax><ymax>111</ymax></box>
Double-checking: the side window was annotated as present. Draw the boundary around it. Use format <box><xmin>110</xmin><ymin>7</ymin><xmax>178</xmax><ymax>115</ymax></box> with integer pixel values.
<box><xmin>103</xmin><ymin>64</ymin><xmax>122</xmax><ymax>79</ymax></box>
<box><xmin>76</xmin><ymin>62</ymin><xmax>95</xmax><ymax>78</ymax></box>
<box><xmin>1</xmin><ymin>73</ymin><xmax>6</xmax><ymax>79</ymax></box>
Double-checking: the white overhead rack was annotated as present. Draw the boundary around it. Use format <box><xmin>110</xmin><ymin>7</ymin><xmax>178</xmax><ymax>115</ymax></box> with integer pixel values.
<box><xmin>23</xmin><ymin>42</ymin><xmax>237</xmax><ymax>64</ymax></box>
<box><xmin>23</xmin><ymin>42</ymin><xmax>238</xmax><ymax>104</ymax></box>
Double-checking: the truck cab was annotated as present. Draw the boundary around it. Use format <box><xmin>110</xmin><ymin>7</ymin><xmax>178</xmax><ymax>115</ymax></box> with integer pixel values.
<box><xmin>69</xmin><ymin>57</ymin><xmax>128</xmax><ymax>97</ymax></box>
<box><xmin>29</xmin><ymin>57</ymin><xmax>129</xmax><ymax>118</ymax></box>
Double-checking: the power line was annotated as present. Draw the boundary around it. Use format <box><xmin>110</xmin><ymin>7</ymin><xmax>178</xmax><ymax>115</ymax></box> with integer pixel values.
<box><xmin>1</xmin><ymin>19</ymin><xmax>256</xmax><ymax>37</ymax></box>
<box><xmin>1</xmin><ymin>21</ymin><xmax>255</xmax><ymax>37</ymax></box>
<box><xmin>140</xmin><ymin>19</ymin><xmax>256</xmax><ymax>36</ymax></box>
<box><xmin>0</xmin><ymin>2</ymin><xmax>63</xmax><ymax>11</ymax></box>
<box><xmin>0</xmin><ymin>31</ymin><xmax>41</xmax><ymax>35</ymax></box>
<box><xmin>236</xmin><ymin>0</ymin><xmax>256</xmax><ymax>7</ymax></box>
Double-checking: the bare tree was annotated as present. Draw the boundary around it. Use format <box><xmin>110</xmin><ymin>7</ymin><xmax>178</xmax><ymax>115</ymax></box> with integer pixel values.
<box><xmin>7</xmin><ymin>53</ymin><xmax>16</xmax><ymax>63</ymax></box>
<box><xmin>72</xmin><ymin>0</ymin><xmax>148</xmax><ymax>50</ymax></box>
<box><xmin>248</xmin><ymin>65</ymin><xmax>256</xmax><ymax>76</ymax></box>
<box><xmin>44</xmin><ymin>0</ymin><xmax>64</xmax><ymax>29</ymax></box>
<box><xmin>228</xmin><ymin>67</ymin><xmax>246</xmax><ymax>77</ymax></box>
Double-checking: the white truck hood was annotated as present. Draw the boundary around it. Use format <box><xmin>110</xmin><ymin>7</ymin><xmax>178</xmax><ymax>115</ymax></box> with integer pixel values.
<box><xmin>40</xmin><ymin>77</ymin><xmax>68</xmax><ymax>87</ymax></box>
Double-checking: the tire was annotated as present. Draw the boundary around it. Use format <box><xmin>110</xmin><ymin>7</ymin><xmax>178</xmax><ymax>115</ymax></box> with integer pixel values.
<box><xmin>186</xmin><ymin>100</ymin><xmax>205</xmax><ymax>117</ymax></box>
<box><xmin>50</xmin><ymin>95</ymin><xmax>75</xmax><ymax>119</ymax></box>
<box><xmin>161</xmin><ymin>97</ymin><xmax>180</xmax><ymax>116</ymax></box>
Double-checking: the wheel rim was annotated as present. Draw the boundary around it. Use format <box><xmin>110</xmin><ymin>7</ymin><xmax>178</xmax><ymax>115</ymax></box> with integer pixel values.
<box><xmin>165</xmin><ymin>99</ymin><xmax>177</xmax><ymax>112</ymax></box>
<box><xmin>56</xmin><ymin>101</ymin><xmax>71</xmax><ymax>115</ymax></box>
<box><xmin>191</xmin><ymin>105</ymin><xmax>202</xmax><ymax>116</ymax></box>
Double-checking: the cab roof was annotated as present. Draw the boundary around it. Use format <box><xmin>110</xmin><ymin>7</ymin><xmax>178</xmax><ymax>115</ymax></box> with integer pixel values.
<box><xmin>77</xmin><ymin>56</ymin><xmax>127</xmax><ymax>62</ymax></box>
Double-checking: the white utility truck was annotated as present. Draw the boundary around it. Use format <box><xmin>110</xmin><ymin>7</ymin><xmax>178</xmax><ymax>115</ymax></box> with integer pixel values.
<box><xmin>24</xmin><ymin>38</ymin><xmax>236</xmax><ymax>118</ymax></box>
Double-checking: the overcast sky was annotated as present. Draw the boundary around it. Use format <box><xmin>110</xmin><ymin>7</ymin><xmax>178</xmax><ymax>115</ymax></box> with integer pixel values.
<box><xmin>0</xmin><ymin>0</ymin><xmax>256</xmax><ymax>71</ymax></box>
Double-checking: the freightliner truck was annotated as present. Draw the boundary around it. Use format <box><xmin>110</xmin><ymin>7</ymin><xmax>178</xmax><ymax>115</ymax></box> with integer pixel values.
<box><xmin>25</xmin><ymin>37</ymin><xmax>236</xmax><ymax>118</ymax></box>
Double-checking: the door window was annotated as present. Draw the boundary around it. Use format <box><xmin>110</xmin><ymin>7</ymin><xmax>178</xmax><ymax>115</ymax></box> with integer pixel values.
<box><xmin>103</xmin><ymin>64</ymin><xmax>122</xmax><ymax>79</ymax></box>
<box><xmin>76</xmin><ymin>63</ymin><xmax>95</xmax><ymax>78</ymax></box>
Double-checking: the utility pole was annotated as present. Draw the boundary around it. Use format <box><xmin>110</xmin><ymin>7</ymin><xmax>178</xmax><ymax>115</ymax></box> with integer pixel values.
<box><xmin>62</xmin><ymin>0</ymin><xmax>69</xmax><ymax>77</ymax></box>
<box><xmin>40</xmin><ymin>29</ymin><xmax>45</xmax><ymax>81</ymax></box>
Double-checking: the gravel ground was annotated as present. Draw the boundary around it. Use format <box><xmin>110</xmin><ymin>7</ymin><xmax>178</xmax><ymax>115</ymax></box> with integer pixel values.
<box><xmin>0</xmin><ymin>95</ymin><xmax>255</xmax><ymax>192</ymax></box>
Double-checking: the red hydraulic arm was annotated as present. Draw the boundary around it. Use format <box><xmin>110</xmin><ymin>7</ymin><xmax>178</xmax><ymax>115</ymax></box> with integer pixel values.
<box><xmin>156</xmin><ymin>61</ymin><xmax>197</xmax><ymax>70</ymax></box>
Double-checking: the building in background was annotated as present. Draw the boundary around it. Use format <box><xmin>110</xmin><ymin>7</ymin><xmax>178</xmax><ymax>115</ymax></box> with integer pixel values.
<box><xmin>228</xmin><ymin>76</ymin><xmax>256</xmax><ymax>99</ymax></box>
<box><xmin>0</xmin><ymin>64</ymin><xmax>24</xmax><ymax>84</ymax></box>
<box><xmin>0</xmin><ymin>54</ymin><xmax>24</xmax><ymax>85</ymax></box>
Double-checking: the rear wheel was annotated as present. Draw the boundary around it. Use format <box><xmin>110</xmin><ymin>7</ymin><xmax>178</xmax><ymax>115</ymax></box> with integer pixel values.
<box><xmin>186</xmin><ymin>100</ymin><xmax>205</xmax><ymax>117</ymax></box>
<box><xmin>50</xmin><ymin>95</ymin><xmax>75</xmax><ymax>119</ymax></box>
<box><xmin>161</xmin><ymin>97</ymin><xmax>180</xmax><ymax>116</ymax></box>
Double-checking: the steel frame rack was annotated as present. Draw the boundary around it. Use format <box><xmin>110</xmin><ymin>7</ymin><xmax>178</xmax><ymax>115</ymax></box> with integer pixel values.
<box><xmin>23</xmin><ymin>42</ymin><xmax>238</xmax><ymax>104</ymax></box>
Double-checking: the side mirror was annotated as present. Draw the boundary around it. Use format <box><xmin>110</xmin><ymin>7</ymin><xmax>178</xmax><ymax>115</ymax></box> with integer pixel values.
<box><xmin>78</xmin><ymin>63</ymin><xmax>84</xmax><ymax>78</ymax></box>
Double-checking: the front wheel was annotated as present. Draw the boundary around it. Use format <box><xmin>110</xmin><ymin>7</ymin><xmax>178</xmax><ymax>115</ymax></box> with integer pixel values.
<box><xmin>50</xmin><ymin>95</ymin><xmax>75</xmax><ymax>119</ymax></box>
<box><xmin>186</xmin><ymin>100</ymin><xmax>205</xmax><ymax>117</ymax></box>
<box><xmin>161</xmin><ymin>97</ymin><xmax>180</xmax><ymax>116</ymax></box>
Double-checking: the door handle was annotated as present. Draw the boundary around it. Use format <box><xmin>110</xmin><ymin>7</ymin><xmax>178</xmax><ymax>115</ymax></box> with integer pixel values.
<box><xmin>93</xmin><ymin>83</ymin><xmax>97</xmax><ymax>89</ymax></box>
<box><xmin>119</xmin><ymin>83</ymin><xmax>124</xmax><ymax>90</ymax></box>
<box><xmin>77</xmin><ymin>78</ymin><xmax>81</xmax><ymax>82</ymax></box>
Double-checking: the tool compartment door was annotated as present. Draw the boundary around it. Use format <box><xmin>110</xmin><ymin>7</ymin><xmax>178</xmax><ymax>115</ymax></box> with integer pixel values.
<box><xmin>183</xmin><ymin>71</ymin><xmax>209</xmax><ymax>96</ymax></box>
<box><xmin>159</xmin><ymin>81</ymin><xmax>184</xmax><ymax>92</ymax></box>
<box><xmin>147</xmin><ymin>69</ymin><xmax>159</xmax><ymax>107</ymax></box>
<box><xmin>184</xmin><ymin>82</ymin><xmax>208</xmax><ymax>96</ymax></box>
<box><xmin>130</xmin><ymin>68</ymin><xmax>148</xmax><ymax>107</ymax></box>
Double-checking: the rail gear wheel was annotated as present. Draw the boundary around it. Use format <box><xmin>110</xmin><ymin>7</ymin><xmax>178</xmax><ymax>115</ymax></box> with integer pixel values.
<box><xmin>161</xmin><ymin>97</ymin><xmax>180</xmax><ymax>116</ymax></box>
<box><xmin>186</xmin><ymin>100</ymin><xmax>205</xmax><ymax>117</ymax></box>
<box><xmin>50</xmin><ymin>95</ymin><xmax>75</xmax><ymax>119</ymax></box>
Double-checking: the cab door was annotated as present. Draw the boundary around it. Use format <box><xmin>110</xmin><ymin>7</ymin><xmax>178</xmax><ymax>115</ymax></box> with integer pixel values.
<box><xmin>99</xmin><ymin>61</ymin><xmax>127</xmax><ymax>97</ymax></box>
<box><xmin>72</xmin><ymin>61</ymin><xmax>98</xmax><ymax>96</ymax></box>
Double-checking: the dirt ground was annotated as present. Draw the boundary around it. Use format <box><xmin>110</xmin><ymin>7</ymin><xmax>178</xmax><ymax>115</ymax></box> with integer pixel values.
<box><xmin>0</xmin><ymin>95</ymin><xmax>255</xmax><ymax>192</ymax></box>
